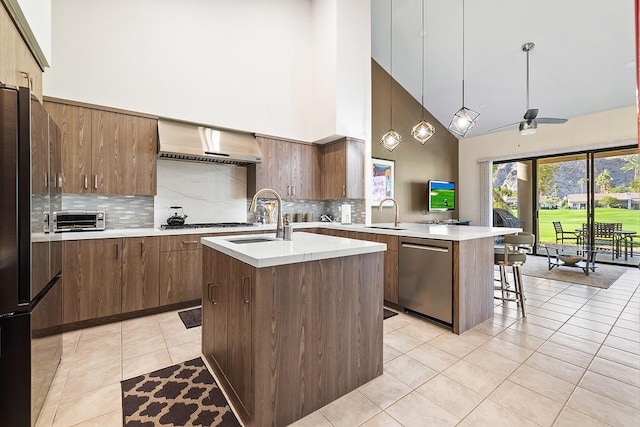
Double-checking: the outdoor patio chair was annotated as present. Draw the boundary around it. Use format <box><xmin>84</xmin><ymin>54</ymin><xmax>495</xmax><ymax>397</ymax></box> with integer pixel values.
<box><xmin>553</xmin><ymin>221</ymin><xmax>579</xmax><ymax>244</ymax></box>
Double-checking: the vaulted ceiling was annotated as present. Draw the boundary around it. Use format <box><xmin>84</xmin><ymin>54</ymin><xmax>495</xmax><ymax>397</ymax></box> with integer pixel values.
<box><xmin>371</xmin><ymin>0</ymin><xmax>637</xmax><ymax>138</ymax></box>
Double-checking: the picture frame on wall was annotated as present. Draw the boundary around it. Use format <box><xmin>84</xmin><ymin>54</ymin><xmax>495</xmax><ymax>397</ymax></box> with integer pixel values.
<box><xmin>372</xmin><ymin>158</ymin><xmax>395</xmax><ymax>207</ymax></box>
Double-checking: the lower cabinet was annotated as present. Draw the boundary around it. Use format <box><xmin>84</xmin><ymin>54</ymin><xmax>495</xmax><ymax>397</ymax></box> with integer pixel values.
<box><xmin>62</xmin><ymin>237</ymin><xmax>160</xmax><ymax>324</ymax></box>
<box><xmin>62</xmin><ymin>239</ymin><xmax>123</xmax><ymax>323</ymax></box>
<box><xmin>159</xmin><ymin>234</ymin><xmax>211</xmax><ymax>305</ymax></box>
<box><xmin>202</xmin><ymin>248</ymin><xmax>254</xmax><ymax>416</ymax></box>
<box><xmin>122</xmin><ymin>236</ymin><xmax>160</xmax><ymax>313</ymax></box>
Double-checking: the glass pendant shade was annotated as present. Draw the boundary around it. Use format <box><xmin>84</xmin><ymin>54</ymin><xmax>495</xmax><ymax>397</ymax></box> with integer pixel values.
<box><xmin>448</xmin><ymin>106</ymin><xmax>479</xmax><ymax>137</ymax></box>
<box><xmin>380</xmin><ymin>129</ymin><xmax>402</xmax><ymax>151</ymax></box>
<box><xmin>411</xmin><ymin>120</ymin><xmax>436</xmax><ymax>144</ymax></box>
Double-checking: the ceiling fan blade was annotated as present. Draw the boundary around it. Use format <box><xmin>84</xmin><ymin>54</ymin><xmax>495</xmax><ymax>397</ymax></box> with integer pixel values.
<box><xmin>487</xmin><ymin>122</ymin><xmax>521</xmax><ymax>133</ymax></box>
<box><xmin>536</xmin><ymin>117</ymin><xmax>568</xmax><ymax>124</ymax></box>
<box><xmin>523</xmin><ymin>109</ymin><xmax>539</xmax><ymax>120</ymax></box>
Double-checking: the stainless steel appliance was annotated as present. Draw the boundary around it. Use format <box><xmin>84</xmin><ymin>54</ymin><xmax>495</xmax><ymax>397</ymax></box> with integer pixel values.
<box><xmin>51</xmin><ymin>210</ymin><xmax>105</xmax><ymax>232</ymax></box>
<box><xmin>0</xmin><ymin>86</ymin><xmax>63</xmax><ymax>426</ymax></box>
<box><xmin>399</xmin><ymin>237</ymin><xmax>453</xmax><ymax>325</ymax></box>
<box><xmin>157</xmin><ymin>118</ymin><xmax>263</xmax><ymax>165</ymax></box>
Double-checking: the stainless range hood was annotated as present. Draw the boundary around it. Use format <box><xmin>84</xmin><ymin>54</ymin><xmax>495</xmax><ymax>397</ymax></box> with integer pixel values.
<box><xmin>157</xmin><ymin>118</ymin><xmax>263</xmax><ymax>165</ymax></box>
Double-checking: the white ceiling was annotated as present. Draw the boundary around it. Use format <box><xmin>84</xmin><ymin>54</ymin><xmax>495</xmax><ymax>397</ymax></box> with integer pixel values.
<box><xmin>371</xmin><ymin>0</ymin><xmax>637</xmax><ymax>138</ymax></box>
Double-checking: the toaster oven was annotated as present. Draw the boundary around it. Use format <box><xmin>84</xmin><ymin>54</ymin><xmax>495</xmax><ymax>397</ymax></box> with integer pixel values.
<box><xmin>49</xmin><ymin>211</ymin><xmax>106</xmax><ymax>232</ymax></box>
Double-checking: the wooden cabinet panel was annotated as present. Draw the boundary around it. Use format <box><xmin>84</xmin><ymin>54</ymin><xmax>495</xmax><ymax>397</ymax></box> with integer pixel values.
<box><xmin>249</xmin><ymin>137</ymin><xmax>320</xmax><ymax>200</ymax></box>
<box><xmin>62</xmin><ymin>239</ymin><xmax>122</xmax><ymax>323</ymax></box>
<box><xmin>45</xmin><ymin>99</ymin><xmax>157</xmax><ymax>196</ymax></box>
<box><xmin>45</xmin><ymin>102</ymin><xmax>92</xmax><ymax>194</ymax></box>
<box><xmin>92</xmin><ymin>110</ymin><xmax>157</xmax><ymax>195</ymax></box>
<box><xmin>159</xmin><ymin>234</ymin><xmax>205</xmax><ymax>252</ymax></box>
<box><xmin>0</xmin><ymin>7</ymin><xmax>43</xmax><ymax>100</ymax></box>
<box><xmin>321</xmin><ymin>138</ymin><xmax>364</xmax><ymax>199</ymax></box>
<box><xmin>122</xmin><ymin>236</ymin><xmax>160</xmax><ymax>313</ymax></box>
<box><xmin>159</xmin><ymin>249</ymin><xmax>202</xmax><ymax>305</ymax></box>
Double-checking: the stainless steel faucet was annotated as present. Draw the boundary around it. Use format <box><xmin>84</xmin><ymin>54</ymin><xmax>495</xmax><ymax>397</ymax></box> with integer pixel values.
<box><xmin>378</xmin><ymin>197</ymin><xmax>400</xmax><ymax>228</ymax></box>
<box><xmin>249</xmin><ymin>188</ymin><xmax>284</xmax><ymax>238</ymax></box>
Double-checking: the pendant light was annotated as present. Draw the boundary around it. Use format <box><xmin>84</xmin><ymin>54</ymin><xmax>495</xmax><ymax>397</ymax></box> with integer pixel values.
<box><xmin>411</xmin><ymin>0</ymin><xmax>435</xmax><ymax>144</ymax></box>
<box><xmin>448</xmin><ymin>0</ymin><xmax>479</xmax><ymax>138</ymax></box>
<box><xmin>381</xmin><ymin>0</ymin><xmax>401</xmax><ymax>151</ymax></box>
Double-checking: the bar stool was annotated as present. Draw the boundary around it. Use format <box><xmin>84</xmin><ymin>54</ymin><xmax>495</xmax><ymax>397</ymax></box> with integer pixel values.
<box><xmin>494</xmin><ymin>232</ymin><xmax>535</xmax><ymax>317</ymax></box>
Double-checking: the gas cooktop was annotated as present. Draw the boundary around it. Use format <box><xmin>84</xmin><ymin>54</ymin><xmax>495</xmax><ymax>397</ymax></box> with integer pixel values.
<box><xmin>160</xmin><ymin>222</ymin><xmax>254</xmax><ymax>230</ymax></box>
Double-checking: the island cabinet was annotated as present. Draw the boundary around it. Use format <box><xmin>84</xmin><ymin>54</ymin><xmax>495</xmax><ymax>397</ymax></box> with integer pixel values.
<box><xmin>44</xmin><ymin>98</ymin><xmax>158</xmax><ymax>196</ymax></box>
<box><xmin>312</xmin><ymin>228</ymin><xmax>399</xmax><ymax>304</ymax></box>
<box><xmin>320</xmin><ymin>137</ymin><xmax>364</xmax><ymax>199</ymax></box>
<box><xmin>201</xmin><ymin>244</ymin><xmax>383</xmax><ymax>427</ymax></box>
<box><xmin>62</xmin><ymin>237</ymin><xmax>161</xmax><ymax>323</ymax></box>
<box><xmin>247</xmin><ymin>136</ymin><xmax>320</xmax><ymax>199</ymax></box>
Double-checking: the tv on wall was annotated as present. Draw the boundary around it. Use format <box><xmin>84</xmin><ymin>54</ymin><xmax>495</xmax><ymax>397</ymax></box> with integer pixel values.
<box><xmin>428</xmin><ymin>180</ymin><xmax>455</xmax><ymax>211</ymax></box>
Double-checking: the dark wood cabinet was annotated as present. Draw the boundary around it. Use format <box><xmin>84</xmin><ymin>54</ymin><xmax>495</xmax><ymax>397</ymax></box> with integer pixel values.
<box><xmin>248</xmin><ymin>136</ymin><xmax>320</xmax><ymax>199</ymax></box>
<box><xmin>62</xmin><ymin>239</ymin><xmax>122</xmax><ymax>323</ymax></box>
<box><xmin>159</xmin><ymin>234</ymin><xmax>205</xmax><ymax>305</ymax></box>
<box><xmin>45</xmin><ymin>98</ymin><xmax>157</xmax><ymax>196</ymax></box>
<box><xmin>320</xmin><ymin>137</ymin><xmax>364</xmax><ymax>199</ymax></box>
<box><xmin>202</xmin><ymin>246</ymin><xmax>383</xmax><ymax>426</ymax></box>
<box><xmin>122</xmin><ymin>236</ymin><xmax>160</xmax><ymax>313</ymax></box>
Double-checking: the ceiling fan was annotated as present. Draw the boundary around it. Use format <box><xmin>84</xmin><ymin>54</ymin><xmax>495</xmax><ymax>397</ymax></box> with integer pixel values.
<box><xmin>489</xmin><ymin>42</ymin><xmax>568</xmax><ymax>135</ymax></box>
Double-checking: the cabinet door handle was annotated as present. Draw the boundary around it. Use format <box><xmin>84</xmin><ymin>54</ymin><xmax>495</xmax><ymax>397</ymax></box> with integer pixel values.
<box><xmin>115</xmin><ymin>244</ymin><xmax>119</xmax><ymax>259</ymax></box>
<box><xmin>139</xmin><ymin>242</ymin><xmax>144</xmax><ymax>256</ymax></box>
<box><xmin>241</xmin><ymin>277</ymin><xmax>250</xmax><ymax>303</ymax></box>
<box><xmin>342</xmin><ymin>184</ymin><xmax>346</xmax><ymax>197</ymax></box>
<box><xmin>94</xmin><ymin>174</ymin><xmax>98</xmax><ymax>189</ymax></box>
<box><xmin>58</xmin><ymin>174</ymin><xmax>63</xmax><ymax>188</ymax></box>
<box><xmin>83</xmin><ymin>174</ymin><xmax>88</xmax><ymax>189</ymax></box>
<box><xmin>287</xmin><ymin>185</ymin><xmax>291</xmax><ymax>196</ymax></box>
<box><xmin>292</xmin><ymin>185</ymin><xmax>296</xmax><ymax>196</ymax></box>
<box><xmin>209</xmin><ymin>283</ymin><xmax>218</xmax><ymax>304</ymax></box>
<box><xmin>44</xmin><ymin>172</ymin><xmax>48</xmax><ymax>188</ymax></box>
<box><xmin>207</xmin><ymin>282</ymin><xmax>215</xmax><ymax>303</ymax></box>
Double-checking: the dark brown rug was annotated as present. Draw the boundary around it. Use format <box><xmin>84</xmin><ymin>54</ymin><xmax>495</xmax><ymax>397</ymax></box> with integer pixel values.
<box><xmin>121</xmin><ymin>357</ymin><xmax>240</xmax><ymax>426</ymax></box>
<box><xmin>384</xmin><ymin>308</ymin><xmax>398</xmax><ymax>320</ymax></box>
<box><xmin>178</xmin><ymin>307</ymin><xmax>202</xmax><ymax>329</ymax></box>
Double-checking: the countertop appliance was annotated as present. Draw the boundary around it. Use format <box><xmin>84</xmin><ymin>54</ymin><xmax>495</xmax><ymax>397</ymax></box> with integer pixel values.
<box><xmin>166</xmin><ymin>206</ymin><xmax>188</xmax><ymax>226</ymax></box>
<box><xmin>160</xmin><ymin>222</ymin><xmax>254</xmax><ymax>230</ymax></box>
<box><xmin>398</xmin><ymin>237</ymin><xmax>453</xmax><ymax>325</ymax></box>
<box><xmin>51</xmin><ymin>210</ymin><xmax>105</xmax><ymax>232</ymax></box>
<box><xmin>0</xmin><ymin>86</ymin><xmax>63</xmax><ymax>426</ymax></box>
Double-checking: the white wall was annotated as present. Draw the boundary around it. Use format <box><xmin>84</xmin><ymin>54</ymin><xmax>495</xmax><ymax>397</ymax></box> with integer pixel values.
<box><xmin>459</xmin><ymin>106</ymin><xmax>638</xmax><ymax>225</ymax></box>
<box><xmin>45</xmin><ymin>0</ymin><xmax>372</xmax><ymax>145</ymax></box>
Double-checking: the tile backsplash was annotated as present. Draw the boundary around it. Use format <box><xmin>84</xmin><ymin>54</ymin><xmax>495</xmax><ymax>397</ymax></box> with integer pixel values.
<box><xmin>62</xmin><ymin>194</ymin><xmax>154</xmax><ymax>229</ymax></box>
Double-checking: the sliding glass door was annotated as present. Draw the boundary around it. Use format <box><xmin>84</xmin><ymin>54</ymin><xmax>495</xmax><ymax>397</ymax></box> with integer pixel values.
<box><xmin>493</xmin><ymin>145</ymin><xmax>638</xmax><ymax>265</ymax></box>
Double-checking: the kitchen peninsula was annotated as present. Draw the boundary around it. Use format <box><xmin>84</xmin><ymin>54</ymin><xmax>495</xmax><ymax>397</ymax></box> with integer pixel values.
<box><xmin>200</xmin><ymin>232</ymin><xmax>386</xmax><ymax>427</ymax></box>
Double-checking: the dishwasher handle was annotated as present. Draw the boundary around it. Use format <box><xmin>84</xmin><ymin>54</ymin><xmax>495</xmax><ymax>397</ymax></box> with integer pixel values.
<box><xmin>401</xmin><ymin>242</ymin><xmax>449</xmax><ymax>253</ymax></box>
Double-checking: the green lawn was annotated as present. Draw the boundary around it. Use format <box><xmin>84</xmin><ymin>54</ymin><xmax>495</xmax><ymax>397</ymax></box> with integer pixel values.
<box><xmin>536</xmin><ymin>209</ymin><xmax>639</xmax><ymax>243</ymax></box>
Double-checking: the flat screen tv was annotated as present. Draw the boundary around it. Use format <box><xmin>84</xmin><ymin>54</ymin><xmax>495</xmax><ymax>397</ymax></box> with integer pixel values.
<box><xmin>428</xmin><ymin>180</ymin><xmax>455</xmax><ymax>211</ymax></box>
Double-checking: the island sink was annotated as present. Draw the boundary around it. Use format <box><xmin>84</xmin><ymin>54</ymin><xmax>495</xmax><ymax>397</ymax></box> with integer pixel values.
<box><xmin>366</xmin><ymin>226</ymin><xmax>406</xmax><ymax>231</ymax></box>
<box><xmin>227</xmin><ymin>237</ymin><xmax>276</xmax><ymax>244</ymax></box>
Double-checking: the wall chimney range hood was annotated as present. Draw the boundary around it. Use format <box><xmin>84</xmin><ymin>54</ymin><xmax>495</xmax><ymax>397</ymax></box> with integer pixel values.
<box><xmin>157</xmin><ymin>118</ymin><xmax>263</xmax><ymax>165</ymax></box>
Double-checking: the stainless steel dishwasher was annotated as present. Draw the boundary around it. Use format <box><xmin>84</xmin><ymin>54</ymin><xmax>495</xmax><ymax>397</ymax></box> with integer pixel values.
<box><xmin>399</xmin><ymin>237</ymin><xmax>452</xmax><ymax>325</ymax></box>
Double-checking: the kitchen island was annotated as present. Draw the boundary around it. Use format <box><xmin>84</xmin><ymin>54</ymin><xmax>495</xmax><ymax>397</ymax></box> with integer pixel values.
<box><xmin>200</xmin><ymin>232</ymin><xmax>386</xmax><ymax>427</ymax></box>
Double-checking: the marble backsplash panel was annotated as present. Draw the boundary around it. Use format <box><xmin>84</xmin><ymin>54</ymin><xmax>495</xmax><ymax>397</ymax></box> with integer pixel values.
<box><xmin>248</xmin><ymin>198</ymin><xmax>365</xmax><ymax>224</ymax></box>
<box><xmin>154</xmin><ymin>159</ymin><xmax>248</xmax><ymax>227</ymax></box>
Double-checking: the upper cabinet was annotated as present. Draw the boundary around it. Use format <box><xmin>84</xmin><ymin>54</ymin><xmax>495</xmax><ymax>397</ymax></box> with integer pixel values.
<box><xmin>44</xmin><ymin>99</ymin><xmax>158</xmax><ymax>196</ymax></box>
<box><xmin>0</xmin><ymin>5</ymin><xmax>43</xmax><ymax>99</ymax></box>
<box><xmin>248</xmin><ymin>136</ymin><xmax>320</xmax><ymax>200</ymax></box>
<box><xmin>321</xmin><ymin>137</ymin><xmax>364</xmax><ymax>199</ymax></box>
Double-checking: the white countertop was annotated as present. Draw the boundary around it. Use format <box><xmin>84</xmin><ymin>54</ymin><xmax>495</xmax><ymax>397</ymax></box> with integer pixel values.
<box><xmin>201</xmin><ymin>232</ymin><xmax>387</xmax><ymax>268</ymax></box>
<box><xmin>31</xmin><ymin>222</ymin><xmax>521</xmax><ymax>242</ymax></box>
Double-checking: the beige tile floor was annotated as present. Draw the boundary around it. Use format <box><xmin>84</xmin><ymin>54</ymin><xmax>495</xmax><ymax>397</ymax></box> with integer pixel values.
<box><xmin>36</xmin><ymin>267</ymin><xmax>639</xmax><ymax>427</ymax></box>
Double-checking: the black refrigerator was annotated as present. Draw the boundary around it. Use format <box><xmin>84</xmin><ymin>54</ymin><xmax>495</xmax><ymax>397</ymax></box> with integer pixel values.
<box><xmin>0</xmin><ymin>85</ymin><xmax>63</xmax><ymax>426</ymax></box>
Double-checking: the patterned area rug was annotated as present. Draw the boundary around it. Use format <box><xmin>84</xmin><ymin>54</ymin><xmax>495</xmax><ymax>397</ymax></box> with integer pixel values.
<box><xmin>383</xmin><ymin>308</ymin><xmax>399</xmax><ymax>319</ymax></box>
<box><xmin>520</xmin><ymin>255</ymin><xmax>630</xmax><ymax>288</ymax></box>
<box><xmin>178</xmin><ymin>307</ymin><xmax>202</xmax><ymax>329</ymax></box>
<box><xmin>121</xmin><ymin>357</ymin><xmax>240</xmax><ymax>426</ymax></box>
